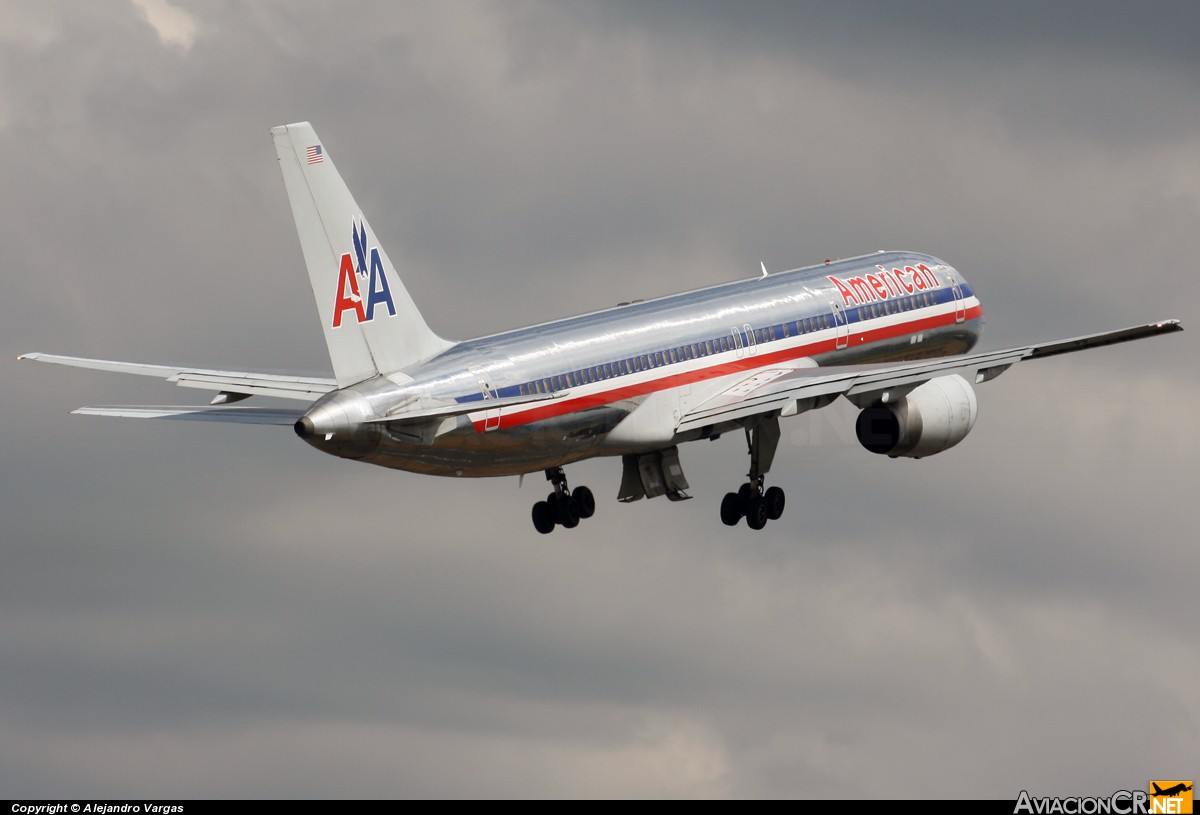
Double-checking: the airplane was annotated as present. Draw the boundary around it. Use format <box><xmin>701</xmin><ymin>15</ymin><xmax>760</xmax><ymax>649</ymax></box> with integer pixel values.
<box><xmin>20</xmin><ymin>121</ymin><xmax>1183</xmax><ymax>534</ymax></box>
<box><xmin>1152</xmin><ymin>783</ymin><xmax>1193</xmax><ymax>798</ymax></box>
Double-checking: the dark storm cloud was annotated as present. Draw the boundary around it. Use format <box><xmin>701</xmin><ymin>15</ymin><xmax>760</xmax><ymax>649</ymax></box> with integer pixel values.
<box><xmin>2</xmin><ymin>0</ymin><xmax>1196</xmax><ymax>799</ymax></box>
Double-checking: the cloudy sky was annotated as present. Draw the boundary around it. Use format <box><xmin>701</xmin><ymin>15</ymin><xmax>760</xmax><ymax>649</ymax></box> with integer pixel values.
<box><xmin>3</xmin><ymin>0</ymin><xmax>1197</xmax><ymax>799</ymax></box>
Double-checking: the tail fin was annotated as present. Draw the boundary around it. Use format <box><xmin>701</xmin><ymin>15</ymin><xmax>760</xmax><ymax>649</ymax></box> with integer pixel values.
<box><xmin>271</xmin><ymin>121</ymin><xmax>452</xmax><ymax>387</ymax></box>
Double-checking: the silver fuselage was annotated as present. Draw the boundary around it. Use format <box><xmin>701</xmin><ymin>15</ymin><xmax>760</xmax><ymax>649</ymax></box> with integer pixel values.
<box><xmin>298</xmin><ymin>250</ymin><xmax>983</xmax><ymax>476</ymax></box>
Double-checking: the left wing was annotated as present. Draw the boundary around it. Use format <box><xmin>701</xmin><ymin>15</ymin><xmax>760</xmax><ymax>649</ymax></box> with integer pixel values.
<box><xmin>678</xmin><ymin>320</ymin><xmax>1182</xmax><ymax>432</ymax></box>
<box><xmin>18</xmin><ymin>353</ymin><xmax>336</xmax><ymax>403</ymax></box>
<box><xmin>73</xmin><ymin>406</ymin><xmax>306</xmax><ymax>425</ymax></box>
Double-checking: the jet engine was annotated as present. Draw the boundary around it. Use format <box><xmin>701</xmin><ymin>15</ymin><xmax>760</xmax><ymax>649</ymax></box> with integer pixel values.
<box><xmin>855</xmin><ymin>374</ymin><xmax>978</xmax><ymax>459</ymax></box>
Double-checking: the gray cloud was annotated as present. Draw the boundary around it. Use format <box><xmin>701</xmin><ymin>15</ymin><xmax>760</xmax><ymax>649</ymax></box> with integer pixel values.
<box><xmin>3</xmin><ymin>0</ymin><xmax>1196</xmax><ymax>798</ymax></box>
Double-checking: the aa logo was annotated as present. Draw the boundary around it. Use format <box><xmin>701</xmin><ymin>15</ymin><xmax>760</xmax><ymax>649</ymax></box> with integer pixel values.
<box><xmin>1150</xmin><ymin>781</ymin><xmax>1193</xmax><ymax>815</ymax></box>
<box><xmin>331</xmin><ymin>219</ymin><xmax>396</xmax><ymax>328</ymax></box>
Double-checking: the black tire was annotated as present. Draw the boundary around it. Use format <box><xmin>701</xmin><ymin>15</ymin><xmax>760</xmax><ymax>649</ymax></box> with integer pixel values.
<box><xmin>572</xmin><ymin>486</ymin><xmax>596</xmax><ymax>519</ymax></box>
<box><xmin>720</xmin><ymin>492</ymin><xmax>742</xmax><ymax>526</ymax></box>
<box><xmin>746</xmin><ymin>496</ymin><xmax>769</xmax><ymax>530</ymax></box>
<box><xmin>532</xmin><ymin>501</ymin><xmax>556</xmax><ymax>534</ymax></box>
<box><xmin>558</xmin><ymin>496</ymin><xmax>581</xmax><ymax>528</ymax></box>
<box><xmin>764</xmin><ymin>486</ymin><xmax>785</xmax><ymax>521</ymax></box>
<box><xmin>737</xmin><ymin>482</ymin><xmax>756</xmax><ymax>515</ymax></box>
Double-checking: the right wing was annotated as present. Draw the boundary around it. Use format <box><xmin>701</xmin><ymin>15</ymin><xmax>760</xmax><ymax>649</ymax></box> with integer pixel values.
<box><xmin>677</xmin><ymin>320</ymin><xmax>1182</xmax><ymax>432</ymax></box>
<box><xmin>18</xmin><ymin>353</ymin><xmax>336</xmax><ymax>403</ymax></box>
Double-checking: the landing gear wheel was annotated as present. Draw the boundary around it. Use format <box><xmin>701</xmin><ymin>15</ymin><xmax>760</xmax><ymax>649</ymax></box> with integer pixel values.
<box><xmin>557</xmin><ymin>496</ymin><xmax>581</xmax><ymax>528</ymax></box>
<box><xmin>746</xmin><ymin>496</ymin><xmax>769</xmax><ymax>531</ymax></box>
<box><xmin>737</xmin><ymin>482</ymin><xmax>756</xmax><ymax>515</ymax></box>
<box><xmin>720</xmin><ymin>492</ymin><xmax>742</xmax><ymax>526</ymax></box>
<box><xmin>572</xmin><ymin>486</ymin><xmax>596</xmax><ymax>519</ymax></box>
<box><xmin>532</xmin><ymin>501</ymin><xmax>556</xmax><ymax>534</ymax></box>
<box><xmin>764</xmin><ymin>486</ymin><xmax>785</xmax><ymax>521</ymax></box>
<box><xmin>532</xmin><ymin>467</ymin><xmax>595</xmax><ymax>532</ymax></box>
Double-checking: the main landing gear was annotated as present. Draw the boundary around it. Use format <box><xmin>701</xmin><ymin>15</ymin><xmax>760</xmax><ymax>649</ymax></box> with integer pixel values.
<box><xmin>531</xmin><ymin>467</ymin><xmax>595</xmax><ymax>534</ymax></box>
<box><xmin>720</xmin><ymin>415</ymin><xmax>786</xmax><ymax>531</ymax></box>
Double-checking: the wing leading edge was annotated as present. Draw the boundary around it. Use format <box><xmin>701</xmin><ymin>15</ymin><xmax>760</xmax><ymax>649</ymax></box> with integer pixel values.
<box><xmin>677</xmin><ymin>320</ymin><xmax>1182</xmax><ymax>432</ymax></box>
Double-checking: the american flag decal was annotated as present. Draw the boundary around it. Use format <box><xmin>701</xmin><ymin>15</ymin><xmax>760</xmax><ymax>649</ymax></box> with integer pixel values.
<box><xmin>306</xmin><ymin>145</ymin><xmax>324</xmax><ymax>164</ymax></box>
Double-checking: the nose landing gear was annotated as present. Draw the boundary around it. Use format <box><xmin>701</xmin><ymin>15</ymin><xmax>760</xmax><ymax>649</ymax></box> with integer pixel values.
<box><xmin>531</xmin><ymin>467</ymin><xmax>595</xmax><ymax>534</ymax></box>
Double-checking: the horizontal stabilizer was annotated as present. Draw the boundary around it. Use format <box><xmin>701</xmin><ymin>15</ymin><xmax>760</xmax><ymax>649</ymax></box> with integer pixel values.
<box><xmin>73</xmin><ymin>406</ymin><xmax>306</xmax><ymax>425</ymax></box>
<box><xmin>19</xmin><ymin>353</ymin><xmax>335</xmax><ymax>402</ymax></box>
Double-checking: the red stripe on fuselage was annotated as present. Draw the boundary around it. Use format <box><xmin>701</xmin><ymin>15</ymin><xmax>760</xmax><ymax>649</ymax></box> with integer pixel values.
<box><xmin>471</xmin><ymin>304</ymin><xmax>983</xmax><ymax>432</ymax></box>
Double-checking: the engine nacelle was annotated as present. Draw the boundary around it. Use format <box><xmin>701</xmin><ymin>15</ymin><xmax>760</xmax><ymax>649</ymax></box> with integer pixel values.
<box><xmin>855</xmin><ymin>374</ymin><xmax>978</xmax><ymax>458</ymax></box>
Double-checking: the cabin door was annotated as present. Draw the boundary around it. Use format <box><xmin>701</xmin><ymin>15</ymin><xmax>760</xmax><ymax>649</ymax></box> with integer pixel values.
<box><xmin>949</xmin><ymin>272</ymin><xmax>966</xmax><ymax>323</ymax></box>
<box><xmin>477</xmin><ymin>378</ymin><xmax>501</xmax><ymax>431</ymax></box>
<box><xmin>830</xmin><ymin>301</ymin><xmax>849</xmax><ymax>350</ymax></box>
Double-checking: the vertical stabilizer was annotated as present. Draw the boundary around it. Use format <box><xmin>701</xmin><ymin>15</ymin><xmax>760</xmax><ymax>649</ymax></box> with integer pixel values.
<box><xmin>271</xmin><ymin>121</ymin><xmax>452</xmax><ymax>386</ymax></box>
